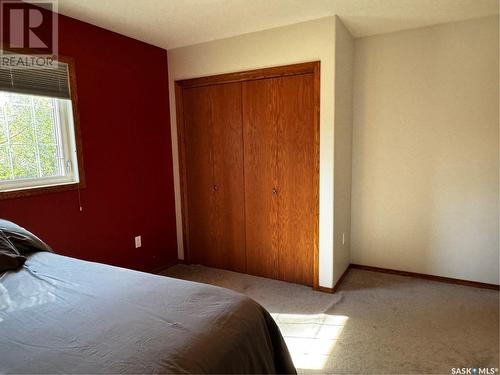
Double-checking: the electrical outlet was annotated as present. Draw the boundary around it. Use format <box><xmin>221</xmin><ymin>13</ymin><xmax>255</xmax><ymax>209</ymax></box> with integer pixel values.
<box><xmin>135</xmin><ymin>236</ymin><xmax>142</xmax><ymax>248</ymax></box>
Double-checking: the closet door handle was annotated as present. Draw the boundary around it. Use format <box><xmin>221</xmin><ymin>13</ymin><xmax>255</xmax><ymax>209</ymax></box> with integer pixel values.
<box><xmin>213</xmin><ymin>185</ymin><xmax>218</xmax><ymax>192</ymax></box>
<box><xmin>272</xmin><ymin>187</ymin><xmax>278</xmax><ymax>195</ymax></box>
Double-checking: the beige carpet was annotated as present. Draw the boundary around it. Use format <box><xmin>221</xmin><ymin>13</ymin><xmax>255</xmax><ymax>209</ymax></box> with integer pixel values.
<box><xmin>161</xmin><ymin>265</ymin><xmax>499</xmax><ymax>374</ymax></box>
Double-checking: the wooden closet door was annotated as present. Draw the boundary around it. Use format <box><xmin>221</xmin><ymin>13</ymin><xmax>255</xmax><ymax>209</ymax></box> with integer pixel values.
<box><xmin>182</xmin><ymin>86</ymin><xmax>217</xmax><ymax>266</ymax></box>
<box><xmin>211</xmin><ymin>83</ymin><xmax>246</xmax><ymax>272</ymax></box>
<box><xmin>276</xmin><ymin>74</ymin><xmax>315</xmax><ymax>286</ymax></box>
<box><xmin>242</xmin><ymin>78</ymin><xmax>280</xmax><ymax>279</ymax></box>
<box><xmin>242</xmin><ymin>74</ymin><xmax>315</xmax><ymax>286</ymax></box>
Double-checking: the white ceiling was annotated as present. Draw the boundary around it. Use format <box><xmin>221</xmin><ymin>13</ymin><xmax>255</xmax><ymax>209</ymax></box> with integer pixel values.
<box><xmin>52</xmin><ymin>0</ymin><xmax>499</xmax><ymax>49</ymax></box>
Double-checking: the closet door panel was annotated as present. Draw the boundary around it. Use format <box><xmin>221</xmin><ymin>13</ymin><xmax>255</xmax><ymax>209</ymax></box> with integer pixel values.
<box><xmin>277</xmin><ymin>74</ymin><xmax>315</xmax><ymax>286</ymax></box>
<box><xmin>211</xmin><ymin>83</ymin><xmax>246</xmax><ymax>272</ymax></box>
<box><xmin>182</xmin><ymin>86</ymin><xmax>217</xmax><ymax>266</ymax></box>
<box><xmin>242</xmin><ymin>79</ymin><xmax>279</xmax><ymax>279</ymax></box>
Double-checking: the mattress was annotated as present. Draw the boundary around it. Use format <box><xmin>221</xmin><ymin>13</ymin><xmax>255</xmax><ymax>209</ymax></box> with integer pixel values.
<box><xmin>0</xmin><ymin>252</ymin><xmax>296</xmax><ymax>374</ymax></box>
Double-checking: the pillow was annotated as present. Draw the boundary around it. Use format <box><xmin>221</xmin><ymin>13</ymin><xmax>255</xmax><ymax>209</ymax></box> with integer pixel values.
<box><xmin>0</xmin><ymin>231</ymin><xmax>26</xmax><ymax>273</ymax></box>
<box><xmin>0</xmin><ymin>219</ymin><xmax>53</xmax><ymax>255</ymax></box>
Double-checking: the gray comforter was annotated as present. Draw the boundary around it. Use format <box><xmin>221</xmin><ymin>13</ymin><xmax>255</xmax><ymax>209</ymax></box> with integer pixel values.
<box><xmin>0</xmin><ymin>253</ymin><xmax>296</xmax><ymax>374</ymax></box>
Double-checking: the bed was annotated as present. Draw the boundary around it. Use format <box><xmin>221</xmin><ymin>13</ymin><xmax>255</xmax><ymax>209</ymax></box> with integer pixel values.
<box><xmin>0</xmin><ymin>249</ymin><xmax>296</xmax><ymax>373</ymax></box>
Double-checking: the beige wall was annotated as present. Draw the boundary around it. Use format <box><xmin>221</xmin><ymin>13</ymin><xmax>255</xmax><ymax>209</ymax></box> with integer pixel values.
<box><xmin>333</xmin><ymin>19</ymin><xmax>354</xmax><ymax>284</ymax></box>
<box><xmin>351</xmin><ymin>16</ymin><xmax>500</xmax><ymax>284</ymax></box>
<box><xmin>168</xmin><ymin>17</ymin><xmax>342</xmax><ymax>287</ymax></box>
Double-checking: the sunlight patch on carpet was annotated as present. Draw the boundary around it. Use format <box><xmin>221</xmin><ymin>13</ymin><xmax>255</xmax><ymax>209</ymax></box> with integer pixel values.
<box><xmin>271</xmin><ymin>313</ymin><xmax>348</xmax><ymax>370</ymax></box>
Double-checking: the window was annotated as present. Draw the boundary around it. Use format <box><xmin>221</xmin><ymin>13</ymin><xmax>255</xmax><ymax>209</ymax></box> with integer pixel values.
<box><xmin>0</xmin><ymin>58</ymin><xmax>82</xmax><ymax>196</ymax></box>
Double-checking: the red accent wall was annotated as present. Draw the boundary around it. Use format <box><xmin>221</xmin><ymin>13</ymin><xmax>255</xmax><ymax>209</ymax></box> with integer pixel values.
<box><xmin>0</xmin><ymin>9</ymin><xmax>178</xmax><ymax>272</ymax></box>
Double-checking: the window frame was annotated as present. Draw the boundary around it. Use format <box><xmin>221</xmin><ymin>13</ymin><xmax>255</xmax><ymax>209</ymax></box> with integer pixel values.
<box><xmin>0</xmin><ymin>55</ymin><xmax>85</xmax><ymax>200</ymax></box>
